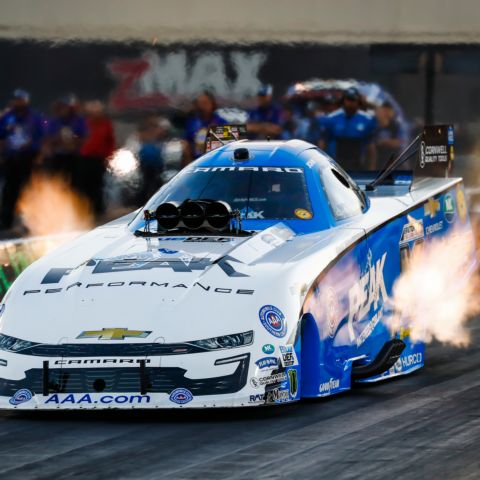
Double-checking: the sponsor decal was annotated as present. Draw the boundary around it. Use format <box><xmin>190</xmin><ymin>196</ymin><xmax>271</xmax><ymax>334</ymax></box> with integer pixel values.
<box><xmin>160</xmin><ymin>236</ymin><xmax>234</xmax><ymax>242</ymax></box>
<box><xmin>44</xmin><ymin>394</ymin><xmax>150</xmax><ymax>405</ymax></box>
<box><xmin>108</xmin><ymin>50</ymin><xmax>267</xmax><ymax>111</ymax></box>
<box><xmin>426</xmin><ymin>220</ymin><xmax>443</xmax><ymax>236</ymax></box>
<box><xmin>356</xmin><ymin>311</ymin><xmax>383</xmax><ymax>347</ymax></box>
<box><xmin>24</xmin><ymin>281</ymin><xmax>254</xmax><ymax>297</ymax></box>
<box><xmin>456</xmin><ymin>186</ymin><xmax>467</xmax><ymax>223</ymax></box>
<box><xmin>77</xmin><ymin>328</ymin><xmax>151</xmax><ymax>341</ymax></box>
<box><xmin>443</xmin><ymin>193</ymin><xmax>456</xmax><ymax>223</ymax></box>
<box><xmin>400</xmin><ymin>217</ymin><xmax>424</xmax><ymax>244</ymax></box>
<box><xmin>347</xmin><ymin>252</ymin><xmax>388</xmax><ymax>346</ymax></box>
<box><xmin>259</xmin><ymin>305</ymin><xmax>287</xmax><ymax>338</ymax></box>
<box><xmin>325</xmin><ymin>287</ymin><xmax>339</xmax><ymax>338</ymax></box>
<box><xmin>424</xmin><ymin>197</ymin><xmax>441</xmax><ymax>219</ymax></box>
<box><xmin>419</xmin><ymin>141</ymin><xmax>426</xmax><ymax>168</ymax></box>
<box><xmin>319</xmin><ymin>377</ymin><xmax>340</xmax><ymax>394</ymax></box>
<box><xmin>169</xmin><ymin>388</ymin><xmax>193</xmax><ymax>405</ymax></box>
<box><xmin>260</xmin><ymin>225</ymin><xmax>294</xmax><ymax>246</ymax></box>
<box><xmin>239</xmin><ymin>207</ymin><xmax>265</xmax><ymax>220</ymax></box>
<box><xmin>9</xmin><ymin>388</ymin><xmax>33</xmax><ymax>406</ymax></box>
<box><xmin>399</xmin><ymin>327</ymin><xmax>411</xmax><ymax>340</ymax></box>
<box><xmin>262</xmin><ymin>344</ymin><xmax>275</xmax><ymax>354</ymax></box>
<box><xmin>91</xmin><ymin>254</ymin><xmax>247</xmax><ymax>277</ymax></box>
<box><xmin>419</xmin><ymin>142</ymin><xmax>448</xmax><ymax>169</ymax></box>
<box><xmin>401</xmin><ymin>352</ymin><xmax>423</xmax><ymax>369</ymax></box>
<box><xmin>55</xmin><ymin>358</ymin><xmax>152</xmax><ymax>365</ymax></box>
<box><xmin>279</xmin><ymin>345</ymin><xmax>297</xmax><ymax>367</ymax></box>
<box><xmin>250</xmin><ymin>372</ymin><xmax>288</xmax><ymax>388</ymax></box>
<box><xmin>249</xmin><ymin>388</ymin><xmax>290</xmax><ymax>404</ymax></box>
<box><xmin>448</xmin><ymin>125</ymin><xmax>454</xmax><ymax>145</ymax></box>
<box><xmin>158</xmin><ymin>248</ymin><xmax>178</xmax><ymax>254</ymax></box>
<box><xmin>183</xmin><ymin>237</ymin><xmax>233</xmax><ymax>243</ymax></box>
<box><xmin>40</xmin><ymin>254</ymin><xmax>248</xmax><ymax>284</ymax></box>
<box><xmin>266</xmin><ymin>388</ymin><xmax>290</xmax><ymax>404</ymax></box>
<box><xmin>188</xmin><ymin>166</ymin><xmax>303</xmax><ymax>173</ymax></box>
<box><xmin>294</xmin><ymin>208</ymin><xmax>313</xmax><ymax>220</ymax></box>
<box><xmin>255</xmin><ymin>357</ymin><xmax>278</xmax><ymax>370</ymax></box>
<box><xmin>394</xmin><ymin>358</ymin><xmax>403</xmax><ymax>373</ymax></box>
<box><xmin>247</xmin><ymin>210</ymin><xmax>265</xmax><ymax>220</ymax></box>
<box><xmin>288</xmin><ymin>369</ymin><xmax>298</xmax><ymax>397</ymax></box>
<box><xmin>249</xmin><ymin>393</ymin><xmax>265</xmax><ymax>403</ymax></box>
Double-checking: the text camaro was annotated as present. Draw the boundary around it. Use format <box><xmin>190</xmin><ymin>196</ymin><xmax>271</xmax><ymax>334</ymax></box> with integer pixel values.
<box><xmin>0</xmin><ymin>125</ymin><xmax>474</xmax><ymax>409</ymax></box>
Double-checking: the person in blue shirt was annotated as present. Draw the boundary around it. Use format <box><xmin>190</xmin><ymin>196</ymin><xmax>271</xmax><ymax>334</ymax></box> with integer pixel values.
<box><xmin>319</xmin><ymin>87</ymin><xmax>377</xmax><ymax>170</ymax></box>
<box><xmin>375</xmin><ymin>100</ymin><xmax>409</xmax><ymax>166</ymax></box>
<box><xmin>44</xmin><ymin>94</ymin><xmax>87</xmax><ymax>177</ymax></box>
<box><xmin>247</xmin><ymin>84</ymin><xmax>282</xmax><ymax>140</ymax></box>
<box><xmin>0</xmin><ymin>89</ymin><xmax>45</xmax><ymax>229</ymax></box>
<box><xmin>184</xmin><ymin>91</ymin><xmax>225</xmax><ymax>161</ymax></box>
<box><xmin>136</xmin><ymin>114</ymin><xmax>165</xmax><ymax>204</ymax></box>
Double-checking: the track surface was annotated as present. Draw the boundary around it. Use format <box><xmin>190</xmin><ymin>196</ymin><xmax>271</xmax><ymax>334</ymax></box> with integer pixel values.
<box><xmin>0</xmin><ymin>321</ymin><xmax>479</xmax><ymax>480</ymax></box>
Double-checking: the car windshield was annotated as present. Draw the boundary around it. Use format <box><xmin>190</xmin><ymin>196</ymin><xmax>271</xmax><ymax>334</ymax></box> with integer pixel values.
<box><xmin>140</xmin><ymin>166</ymin><xmax>312</xmax><ymax>221</ymax></box>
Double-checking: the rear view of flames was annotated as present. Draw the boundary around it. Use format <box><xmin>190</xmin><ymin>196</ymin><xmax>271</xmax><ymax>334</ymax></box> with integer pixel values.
<box><xmin>390</xmin><ymin>227</ymin><xmax>480</xmax><ymax>347</ymax></box>
<box><xmin>17</xmin><ymin>173</ymin><xmax>94</xmax><ymax>237</ymax></box>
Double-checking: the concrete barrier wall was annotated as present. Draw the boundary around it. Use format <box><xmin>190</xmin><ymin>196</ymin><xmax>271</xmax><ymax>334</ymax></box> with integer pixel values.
<box><xmin>1</xmin><ymin>0</ymin><xmax>480</xmax><ymax>44</ymax></box>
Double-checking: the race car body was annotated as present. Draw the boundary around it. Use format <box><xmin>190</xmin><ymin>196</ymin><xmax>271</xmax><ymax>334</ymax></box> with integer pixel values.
<box><xmin>0</xmin><ymin>125</ymin><xmax>474</xmax><ymax>409</ymax></box>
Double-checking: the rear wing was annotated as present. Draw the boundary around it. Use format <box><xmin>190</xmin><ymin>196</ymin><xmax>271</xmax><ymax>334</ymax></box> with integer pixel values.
<box><xmin>366</xmin><ymin>125</ymin><xmax>454</xmax><ymax>191</ymax></box>
<box><xmin>204</xmin><ymin>124</ymin><xmax>248</xmax><ymax>153</ymax></box>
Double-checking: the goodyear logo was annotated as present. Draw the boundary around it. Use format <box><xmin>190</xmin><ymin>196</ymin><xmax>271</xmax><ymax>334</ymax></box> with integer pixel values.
<box><xmin>77</xmin><ymin>328</ymin><xmax>151</xmax><ymax>340</ymax></box>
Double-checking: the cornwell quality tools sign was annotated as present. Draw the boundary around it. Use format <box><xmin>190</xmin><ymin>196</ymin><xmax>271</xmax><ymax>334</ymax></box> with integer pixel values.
<box><xmin>77</xmin><ymin>328</ymin><xmax>152</xmax><ymax>340</ymax></box>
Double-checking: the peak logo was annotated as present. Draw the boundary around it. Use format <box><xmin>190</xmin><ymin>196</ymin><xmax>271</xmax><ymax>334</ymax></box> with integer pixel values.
<box><xmin>347</xmin><ymin>252</ymin><xmax>388</xmax><ymax>344</ymax></box>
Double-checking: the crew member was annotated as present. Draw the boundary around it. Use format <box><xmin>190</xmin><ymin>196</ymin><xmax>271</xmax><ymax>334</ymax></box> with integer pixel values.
<box><xmin>184</xmin><ymin>91</ymin><xmax>225</xmax><ymax>161</ymax></box>
<box><xmin>0</xmin><ymin>89</ymin><xmax>44</xmax><ymax>229</ymax></box>
<box><xmin>319</xmin><ymin>87</ymin><xmax>377</xmax><ymax>170</ymax></box>
<box><xmin>44</xmin><ymin>94</ymin><xmax>87</xmax><ymax>178</ymax></box>
<box><xmin>375</xmin><ymin>100</ymin><xmax>408</xmax><ymax>166</ymax></box>
<box><xmin>247</xmin><ymin>84</ymin><xmax>282</xmax><ymax>140</ymax></box>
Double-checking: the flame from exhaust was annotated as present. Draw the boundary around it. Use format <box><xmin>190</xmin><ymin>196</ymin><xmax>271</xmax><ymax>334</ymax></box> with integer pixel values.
<box><xmin>17</xmin><ymin>173</ymin><xmax>94</xmax><ymax>238</ymax></box>
<box><xmin>388</xmin><ymin>226</ymin><xmax>479</xmax><ymax>347</ymax></box>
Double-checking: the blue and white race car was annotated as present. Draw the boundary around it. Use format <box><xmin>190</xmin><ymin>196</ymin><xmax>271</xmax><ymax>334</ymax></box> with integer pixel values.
<box><xmin>0</xmin><ymin>125</ymin><xmax>474</xmax><ymax>409</ymax></box>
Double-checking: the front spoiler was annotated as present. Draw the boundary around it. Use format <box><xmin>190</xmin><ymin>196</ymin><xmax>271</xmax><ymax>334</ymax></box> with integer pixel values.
<box><xmin>0</xmin><ymin>391</ymin><xmax>272</xmax><ymax>409</ymax></box>
<box><xmin>0</xmin><ymin>351</ymin><xmax>301</xmax><ymax>409</ymax></box>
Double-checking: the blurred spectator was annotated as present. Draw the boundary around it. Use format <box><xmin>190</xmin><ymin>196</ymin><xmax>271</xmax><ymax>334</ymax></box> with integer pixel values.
<box><xmin>137</xmin><ymin>114</ymin><xmax>165</xmax><ymax>204</ymax></box>
<box><xmin>247</xmin><ymin>84</ymin><xmax>282</xmax><ymax>140</ymax></box>
<box><xmin>184</xmin><ymin>91</ymin><xmax>225</xmax><ymax>160</ymax></box>
<box><xmin>77</xmin><ymin>100</ymin><xmax>115</xmax><ymax>214</ymax></box>
<box><xmin>321</xmin><ymin>93</ymin><xmax>341</xmax><ymax>115</ymax></box>
<box><xmin>280</xmin><ymin>104</ymin><xmax>302</xmax><ymax>140</ymax></box>
<box><xmin>44</xmin><ymin>94</ymin><xmax>86</xmax><ymax>178</ymax></box>
<box><xmin>375</xmin><ymin>101</ymin><xmax>408</xmax><ymax>166</ymax></box>
<box><xmin>299</xmin><ymin>102</ymin><xmax>324</xmax><ymax>144</ymax></box>
<box><xmin>319</xmin><ymin>87</ymin><xmax>377</xmax><ymax>170</ymax></box>
<box><xmin>0</xmin><ymin>89</ymin><xmax>44</xmax><ymax>229</ymax></box>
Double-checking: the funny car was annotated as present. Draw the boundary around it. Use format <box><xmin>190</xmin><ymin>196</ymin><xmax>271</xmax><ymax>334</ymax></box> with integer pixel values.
<box><xmin>0</xmin><ymin>124</ymin><xmax>474</xmax><ymax>409</ymax></box>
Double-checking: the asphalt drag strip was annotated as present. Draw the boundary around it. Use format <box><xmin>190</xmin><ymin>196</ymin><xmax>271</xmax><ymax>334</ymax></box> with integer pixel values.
<box><xmin>0</xmin><ymin>321</ymin><xmax>479</xmax><ymax>480</ymax></box>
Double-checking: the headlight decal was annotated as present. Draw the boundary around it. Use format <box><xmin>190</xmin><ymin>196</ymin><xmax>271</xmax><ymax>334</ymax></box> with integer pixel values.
<box><xmin>0</xmin><ymin>331</ymin><xmax>254</xmax><ymax>357</ymax></box>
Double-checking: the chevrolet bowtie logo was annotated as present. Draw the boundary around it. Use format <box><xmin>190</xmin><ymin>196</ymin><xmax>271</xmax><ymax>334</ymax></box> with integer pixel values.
<box><xmin>77</xmin><ymin>328</ymin><xmax>152</xmax><ymax>340</ymax></box>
